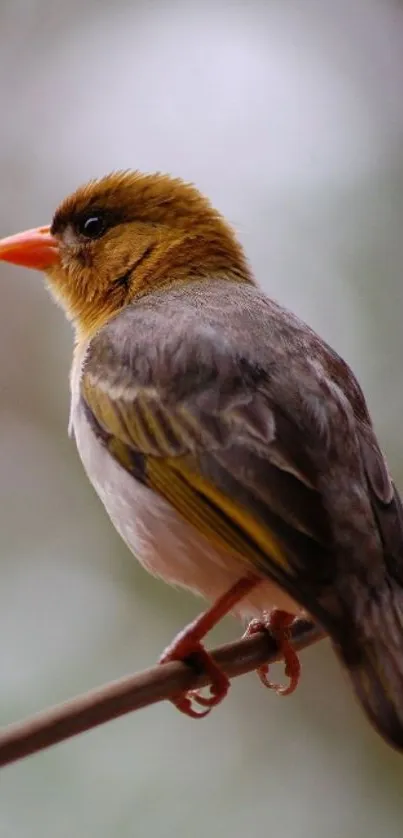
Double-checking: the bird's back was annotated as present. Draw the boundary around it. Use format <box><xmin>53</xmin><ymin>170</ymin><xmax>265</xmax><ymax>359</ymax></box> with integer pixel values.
<box><xmin>79</xmin><ymin>277</ymin><xmax>403</xmax><ymax>751</ymax></box>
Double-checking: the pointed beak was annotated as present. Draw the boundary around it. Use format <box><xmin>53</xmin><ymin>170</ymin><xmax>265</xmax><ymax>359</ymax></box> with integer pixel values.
<box><xmin>0</xmin><ymin>226</ymin><xmax>59</xmax><ymax>270</ymax></box>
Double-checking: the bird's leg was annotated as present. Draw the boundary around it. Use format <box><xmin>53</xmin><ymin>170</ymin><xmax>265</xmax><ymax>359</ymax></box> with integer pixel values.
<box><xmin>159</xmin><ymin>576</ymin><xmax>260</xmax><ymax>718</ymax></box>
<box><xmin>243</xmin><ymin>610</ymin><xmax>300</xmax><ymax>696</ymax></box>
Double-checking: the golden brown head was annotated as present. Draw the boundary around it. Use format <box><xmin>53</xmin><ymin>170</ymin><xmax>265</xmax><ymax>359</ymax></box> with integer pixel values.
<box><xmin>0</xmin><ymin>170</ymin><xmax>251</xmax><ymax>339</ymax></box>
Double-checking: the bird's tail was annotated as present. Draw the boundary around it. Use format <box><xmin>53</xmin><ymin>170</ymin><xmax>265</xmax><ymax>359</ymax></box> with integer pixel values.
<box><xmin>331</xmin><ymin>583</ymin><xmax>403</xmax><ymax>752</ymax></box>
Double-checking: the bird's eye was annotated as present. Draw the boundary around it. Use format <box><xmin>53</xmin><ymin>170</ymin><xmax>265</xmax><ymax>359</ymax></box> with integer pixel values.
<box><xmin>78</xmin><ymin>214</ymin><xmax>106</xmax><ymax>240</ymax></box>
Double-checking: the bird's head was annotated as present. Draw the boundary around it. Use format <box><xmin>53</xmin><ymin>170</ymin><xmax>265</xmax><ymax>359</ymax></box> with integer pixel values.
<box><xmin>0</xmin><ymin>171</ymin><xmax>251</xmax><ymax>340</ymax></box>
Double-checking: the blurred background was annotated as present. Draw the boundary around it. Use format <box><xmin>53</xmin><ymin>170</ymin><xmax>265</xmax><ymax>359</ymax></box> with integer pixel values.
<box><xmin>1</xmin><ymin>0</ymin><xmax>403</xmax><ymax>835</ymax></box>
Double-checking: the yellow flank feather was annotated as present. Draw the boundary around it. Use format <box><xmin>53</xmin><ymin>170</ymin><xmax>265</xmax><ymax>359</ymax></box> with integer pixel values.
<box><xmin>81</xmin><ymin>374</ymin><xmax>293</xmax><ymax>585</ymax></box>
<box><xmin>166</xmin><ymin>456</ymin><xmax>289</xmax><ymax>571</ymax></box>
<box><xmin>145</xmin><ymin>454</ymin><xmax>289</xmax><ymax>580</ymax></box>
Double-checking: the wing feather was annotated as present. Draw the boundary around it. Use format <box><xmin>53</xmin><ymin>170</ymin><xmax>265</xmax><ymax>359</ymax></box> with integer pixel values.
<box><xmin>81</xmin><ymin>361</ymin><xmax>334</xmax><ymax>613</ymax></box>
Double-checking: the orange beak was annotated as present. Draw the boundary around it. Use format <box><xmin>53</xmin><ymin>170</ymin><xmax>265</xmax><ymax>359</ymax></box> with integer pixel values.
<box><xmin>0</xmin><ymin>226</ymin><xmax>59</xmax><ymax>270</ymax></box>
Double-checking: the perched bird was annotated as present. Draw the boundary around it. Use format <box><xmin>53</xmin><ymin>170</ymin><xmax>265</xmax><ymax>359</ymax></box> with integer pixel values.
<box><xmin>1</xmin><ymin>171</ymin><xmax>403</xmax><ymax>750</ymax></box>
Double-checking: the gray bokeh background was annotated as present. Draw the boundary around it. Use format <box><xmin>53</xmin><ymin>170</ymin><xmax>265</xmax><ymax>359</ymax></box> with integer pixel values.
<box><xmin>1</xmin><ymin>1</ymin><xmax>403</xmax><ymax>836</ymax></box>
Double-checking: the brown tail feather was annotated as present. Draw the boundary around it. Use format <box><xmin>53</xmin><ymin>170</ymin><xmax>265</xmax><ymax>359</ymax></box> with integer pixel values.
<box><xmin>333</xmin><ymin>587</ymin><xmax>403</xmax><ymax>751</ymax></box>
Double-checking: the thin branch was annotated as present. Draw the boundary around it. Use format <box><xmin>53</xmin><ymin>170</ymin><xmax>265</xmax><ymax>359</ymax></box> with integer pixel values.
<box><xmin>0</xmin><ymin>618</ymin><xmax>324</xmax><ymax>769</ymax></box>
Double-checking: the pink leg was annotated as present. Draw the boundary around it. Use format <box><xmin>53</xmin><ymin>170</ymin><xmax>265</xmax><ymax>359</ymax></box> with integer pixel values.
<box><xmin>244</xmin><ymin>609</ymin><xmax>300</xmax><ymax>696</ymax></box>
<box><xmin>160</xmin><ymin>576</ymin><xmax>259</xmax><ymax>718</ymax></box>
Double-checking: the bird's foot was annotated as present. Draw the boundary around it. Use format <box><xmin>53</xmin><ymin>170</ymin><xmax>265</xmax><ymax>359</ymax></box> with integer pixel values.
<box><xmin>158</xmin><ymin>575</ymin><xmax>260</xmax><ymax>718</ymax></box>
<box><xmin>159</xmin><ymin>633</ymin><xmax>230</xmax><ymax>718</ymax></box>
<box><xmin>244</xmin><ymin>609</ymin><xmax>300</xmax><ymax>696</ymax></box>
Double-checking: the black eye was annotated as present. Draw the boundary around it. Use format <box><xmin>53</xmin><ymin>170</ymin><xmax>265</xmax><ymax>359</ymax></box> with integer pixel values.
<box><xmin>78</xmin><ymin>214</ymin><xmax>106</xmax><ymax>240</ymax></box>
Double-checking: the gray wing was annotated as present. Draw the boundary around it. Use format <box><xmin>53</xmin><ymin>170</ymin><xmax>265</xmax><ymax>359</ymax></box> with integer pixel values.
<box><xmin>80</xmin><ymin>280</ymin><xmax>401</xmax><ymax>631</ymax></box>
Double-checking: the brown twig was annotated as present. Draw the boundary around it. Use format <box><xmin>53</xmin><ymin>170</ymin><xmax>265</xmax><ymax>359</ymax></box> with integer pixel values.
<box><xmin>0</xmin><ymin>618</ymin><xmax>324</xmax><ymax>768</ymax></box>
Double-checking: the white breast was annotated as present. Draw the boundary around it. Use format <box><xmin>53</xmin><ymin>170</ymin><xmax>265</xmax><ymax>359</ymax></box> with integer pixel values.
<box><xmin>70</xmin><ymin>351</ymin><xmax>299</xmax><ymax>621</ymax></box>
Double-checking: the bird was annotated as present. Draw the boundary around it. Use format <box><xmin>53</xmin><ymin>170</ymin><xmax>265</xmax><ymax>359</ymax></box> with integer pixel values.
<box><xmin>1</xmin><ymin>170</ymin><xmax>403</xmax><ymax>750</ymax></box>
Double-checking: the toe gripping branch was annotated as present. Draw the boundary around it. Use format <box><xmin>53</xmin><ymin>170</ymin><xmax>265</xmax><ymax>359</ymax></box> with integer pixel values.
<box><xmin>159</xmin><ymin>578</ymin><xmax>301</xmax><ymax>717</ymax></box>
<box><xmin>243</xmin><ymin>610</ymin><xmax>300</xmax><ymax>696</ymax></box>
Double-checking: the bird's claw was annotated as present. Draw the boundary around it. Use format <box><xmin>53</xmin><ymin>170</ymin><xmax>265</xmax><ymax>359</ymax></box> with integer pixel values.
<box><xmin>244</xmin><ymin>609</ymin><xmax>300</xmax><ymax>696</ymax></box>
<box><xmin>159</xmin><ymin>638</ymin><xmax>230</xmax><ymax>718</ymax></box>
